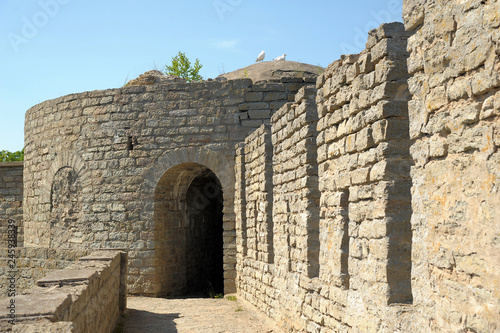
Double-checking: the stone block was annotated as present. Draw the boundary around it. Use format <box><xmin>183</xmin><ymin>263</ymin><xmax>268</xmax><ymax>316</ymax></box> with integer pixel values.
<box><xmin>223</xmin><ymin>97</ymin><xmax>245</xmax><ymax>106</ymax></box>
<box><xmin>471</xmin><ymin>70</ymin><xmax>500</xmax><ymax>96</ymax></box>
<box><xmin>448</xmin><ymin>125</ymin><xmax>495</xmax><ymax>155</ymax></box>
<box><xmin>264</xmin><ymin>92</ymin><xmax>288</xmax><ymax>101</ymax></box>
<box><xmin>358</xmin><ymin>148</ymin><xmax>377</xmax><ymax>167</ymax></box>
<box><xmin>448</xmin><ymin>77</ymin><xmax>472</xmax><ymax>101</ymax></box>
<box><xmin>345</xmin><ymin>134</ymin><xmax>357</xmax><ymax>153</ymax></box>
<box><xmin>316</xmin><ymin>73</ymin><xmax>326</xmax><ymax>89</ymax></box>
<box><xmin>371</xmin><ymin>81</ymin><xmax>409</xmax><ymax>106</ymax></box>
<box><xmin>407</xmin><ymin>48</ymin><xmax>424</xmax><ymax>74</ymax></box>
<box><xmin>355</xmin><ymin>127</ymin><xmax>375</xmax><ymax>152</ymax></box>
<box><xmin>371</xmin><ymin>22</ymin><xmax>407</xmax><ymax>42</ymax></box>
<box><xmin>358</xmin><ymin>53</ymin><xmax>375</xmax><ymax>73</ymax></box>
<box><xmin>371</xmin><ymin>118</ymin><xmax>409</xmax><ymax>143</ymax></box>
<box><xmin>375</xmin><ymin>59</ymin><xmax>408</xmax><ymax>84</ymax></box>
<box><xmin>248</xmin><ymin>109</ymin><xmax>271</xmax><ymax>119</ymax></box>
<box><xmin>244</xmin><ymin>92</ymin><xmax>263</xmax><ymax>102</ymax></box>
<box><xmin>425</xmin><ymin>86</ymin><xmax>448</xmax><ymax>111</ymax></box>
<box><xmin>451</xmin><ymin>102</ymin><xmax>481</xmax><ymax>126</ymax></box>
<box><xmin>341</xmin><ymin>54</ymin><xmax>359</xmax><ymax>65</ymax></box>
<box><xmin>0</xmin><ymin>293</ymin><xmax>71</xmax><ymax>320</ymax></box>
<box><xmin>464</xmin><ymin>34</ymin><xmax>493</xmax><ymax>72</ymax></box>
<box><xmin>324</xmin><ymin>126</ymin><xmax>337</xmax><ymax>144</ymax></box>
<box><xmin>350</xmin><ymin>168</ymin><xmax>371</xmax><ymax>185</ymax></box>
<box><xmin>370</xmin><ymin>160</ymin><xmax>411</xmax><ymax>182</ymax></box>
<box><xmin>410</xmin><ymin>139</ymin><xmax>429</xmax><ymax>166</ymax></box>
<box><xmin>241</xmin><ymin>119</ymin><xmax>263</xmax><ymax>128</ymax></box>
<box><xmin>238</xmin><ymin>102</ymin><xmax>269</xmax><ymax>111</ymax></box>
<box><xmin>479</xmin><ymin>94</ymin><xmax>498</xmax><ymax>120</ymax></box>
<box><xmin>370</xmin><ymin>38</ymin><xmax>407</xmax><ymax>65</ymax></box>
<box><xmin>37</xmin><ymin>268</ymin><xmax>98</xmax><ymax>286</ymax></box>
<box><xmin>346</xmin><ymin>63</ymin><xmax>360</xmax><ymax>84</ymax></box>
<box><xmin>336</xmin><ymin>171</ymin><xmax>351</xmax><ymax>189</ymax></box>
<box><xmin>295</xmin><ymin>86</ymin><xmax>317</xmax><ymax>103</ymax></box>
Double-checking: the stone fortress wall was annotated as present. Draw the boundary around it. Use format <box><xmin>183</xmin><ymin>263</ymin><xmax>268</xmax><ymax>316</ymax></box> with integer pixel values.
<box><xmin>21</xmin><ymin>73</ymin><xmax>314</xmax><ymax>297</ymax></box>
<box><xmin>403</xmin><ymin>0</ymin><xmax>499</xmax><ymax>331</ymax></box>
<box><xmin>0</xmin><ymin>163</ymin><xmax>23</xmax><ymax>248</ymax></box>
<box><xmin>234</xmin><ymin>1</ymin><xmax>500</xmax><ymax>330</ymax></box>
<box><xmin>0</xmin><ymin>0</ymin><xmax>498</xmax><ymax>332</ymax></box>
<box><xmin>236</xmin><ymin>23</ymin><xmax>415</xmax><ymax>332</ymax></box>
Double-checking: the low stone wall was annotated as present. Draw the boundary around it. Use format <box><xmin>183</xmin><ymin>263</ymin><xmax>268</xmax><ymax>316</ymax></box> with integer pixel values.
<box><xmin>0</xmin><ymin>250</ymin><xmax>126</xmax><ymax>333</ymax></box>
<box><xmin>0</xmin><ymin>163</ymin><xmax>23</xmax><ymax>248</ymax></box>
<box><xmin>0</xmin><ymin>248</ymin><xmax>91</xmax><ymax>298</ymax></box>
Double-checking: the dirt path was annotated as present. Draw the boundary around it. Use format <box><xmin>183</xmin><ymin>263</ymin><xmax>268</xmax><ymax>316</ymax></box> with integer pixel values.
<box><xmin>122</xmin><ymin>295</ymin><xmax>285</xmax><ymax>333</ymax></box>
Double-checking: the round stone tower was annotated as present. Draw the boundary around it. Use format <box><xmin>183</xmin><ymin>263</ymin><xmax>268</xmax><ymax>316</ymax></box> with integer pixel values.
<box><xmin>23</xmin><ymin>69</ymin><xmax>317</xmax><ymax>295</ymax></box>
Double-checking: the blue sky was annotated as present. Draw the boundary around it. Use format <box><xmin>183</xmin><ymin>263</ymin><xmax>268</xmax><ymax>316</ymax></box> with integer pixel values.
<box><xmin>0</xmin><ymin>0</ymin><xmax>403</xmax><ymax>152</ymax></box>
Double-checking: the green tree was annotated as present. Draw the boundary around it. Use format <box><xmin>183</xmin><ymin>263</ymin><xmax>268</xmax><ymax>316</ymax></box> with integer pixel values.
<box><xmin>0</xmin><ymin>148</ymin><xmax>24</xmax><ymax>162</ymax></box>
<box><xmin>165</xmin><ymin>51</ymin><xmax>203</xmax><ymax>82</ymax></box>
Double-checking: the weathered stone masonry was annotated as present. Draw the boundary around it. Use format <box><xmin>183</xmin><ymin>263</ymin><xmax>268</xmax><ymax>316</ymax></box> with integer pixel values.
<box><xmin>236</xmin><ymin>22</ymin><xmax>415</xmax><ymax>332</ymax></box>
<box><xmin>0</xmin><ymin>163</ymin><xmax>23</xmax><ymax>248</ymax></box>
<box><xmin>22</xmin><ymin>75</ymin><xmax>314</xmax><ymax>296</ymax></box>
<box><xmin>233</xmin><ymin>1</ymin><xmax>500</xmax><ymax>332</ymax></box>
<box><xmin>0</xmin><ymin>250</ymin><xmax>127</xmax><ymax>333</ymax></box>
<box><xmin>1</xmin><ymin>0</ymin><xmax>499</xmax><ymax>331</ymax></box>
<box><xmin>403</xmin><ymin>0</ymin><xmax>500</xmax><ymax>332</ymax></box>
<box><xmin>0</xmin><ymin>248</ymin><xmax>90</xmax><ymax>297</ymax></box>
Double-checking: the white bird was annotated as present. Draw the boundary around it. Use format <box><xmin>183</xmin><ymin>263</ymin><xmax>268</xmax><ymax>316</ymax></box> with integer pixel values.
<box><xmin>255</xmin><ymin>50</ymin><xmax>265</xmax><ymax>62</ymax></box>
<box><xmin>273</xmin><ymin>53</ymin><xmax>286</xmax><ymax>61</ymax></box>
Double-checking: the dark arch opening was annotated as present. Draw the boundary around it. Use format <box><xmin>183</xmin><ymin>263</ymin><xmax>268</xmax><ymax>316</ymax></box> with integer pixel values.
<box><xmin>185</xmin><ymin>169</ymin><xmax>224</xmax><ymax>296</ymax></box>
<box><xmin>154</xmin><ymin>163</ymin><xmax>224</xmax><ymax>297</ymax></box>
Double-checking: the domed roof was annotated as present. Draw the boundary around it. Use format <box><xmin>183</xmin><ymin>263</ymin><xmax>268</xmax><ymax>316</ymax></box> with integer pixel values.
<box><xmin>217</xmin><ymin>60</ymin><xmax>324</xmax><ymax>83</ymax></box>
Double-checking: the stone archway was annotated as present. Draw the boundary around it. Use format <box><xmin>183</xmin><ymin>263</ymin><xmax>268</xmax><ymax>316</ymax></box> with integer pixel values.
<box><xmin>154</xmin><ymin>163</ymin><xmax>225</xmax><ymax>297</ymax></box>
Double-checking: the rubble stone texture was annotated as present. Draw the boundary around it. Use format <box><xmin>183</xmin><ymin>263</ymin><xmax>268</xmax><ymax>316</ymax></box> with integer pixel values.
<box><xmin>235</xmin><ymin>22</ymin><xmax>416</xmax><ymax>332</ymax></box>
<box><xmin>0</xmin><ymin>248</ymin><xmax>91</xmax><ymax>296</ymax></box>
<box><xmin>402</xmin><ymin>0</ymin><xmax>500</xmax><ymax>332</ymax></box>
<box><xmin>0</xmin><ymin>251</ymin><xmax>126</xmax><ymax>333</ymax></box>
<box><xmin>0</xmin><ymin>163</ymin><xmax>23</xmax><ymax>247</ymax></box>
<box><xmin>0</xmin><ymin>0</ymin><xmax>498</xmax><ymax>332</ymax></box>
<box><xmin>21</xmin><ymin>74</ymin><xmax>314</xmax><ymax>296</ymax></box>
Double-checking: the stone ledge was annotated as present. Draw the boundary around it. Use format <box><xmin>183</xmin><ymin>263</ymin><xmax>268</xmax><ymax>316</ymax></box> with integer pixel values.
<box><xmin>79</xmin><ymin>250</ymin><xmax>121</xmax><ymax>262</ymax></box>
<box><xmin>37</xmin><ymin>269</ymin><xmax>98</xmax><ymax>287</ymax></box>
<box><xmin>0</xmin><ymin>250</ymin><xmax>125</xmax><ymax>332</ymax></box>
<box><xmin>0</xmin><ymin>293</ymin><xmax>71</xmax><ymax>321</ymax></box>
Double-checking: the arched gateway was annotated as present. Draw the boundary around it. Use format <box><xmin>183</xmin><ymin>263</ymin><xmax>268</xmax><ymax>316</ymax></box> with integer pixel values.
<box><xmin>141</xmin><ymin>146</ymin><xmax>237</xmax><ymax>297</ymax></box>
<box><xmin>154</xmin><ymin>163</ymin><xmax>224</xmax><ymax>296</ymax></box>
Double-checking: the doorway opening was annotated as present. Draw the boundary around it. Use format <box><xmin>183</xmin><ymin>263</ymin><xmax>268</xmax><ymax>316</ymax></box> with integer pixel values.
<box><xmin>154</xmin><ymin>163</ymin><xmax>224</xmax><ymax>297</ymax></box>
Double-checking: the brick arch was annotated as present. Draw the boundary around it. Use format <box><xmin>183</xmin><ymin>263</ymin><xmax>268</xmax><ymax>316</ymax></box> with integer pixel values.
<box><xmin>142</xmin><ymin>146</ymin><xmax>235</xmax><ymax>203</ymax></box>
<box><xmin>140</xmin><ymin>146</ymin><xmax>236</xmax><ymax>296</ymax></box>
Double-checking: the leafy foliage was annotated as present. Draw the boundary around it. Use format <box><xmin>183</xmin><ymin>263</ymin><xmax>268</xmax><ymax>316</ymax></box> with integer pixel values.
<box><xmin>165</xmin><ymin>51</ymin><xmax>203</xmax><ymax>82</ymax></box>
<box><xmin>0</xmin><ymin>149</ymin><xmax>24</xmax><ymax>162</ymax></box>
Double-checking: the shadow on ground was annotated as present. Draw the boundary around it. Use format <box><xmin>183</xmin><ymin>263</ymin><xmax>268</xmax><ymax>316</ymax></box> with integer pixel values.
<box><xmin>123</xmin><ymin>309</ymin><xmax>180</xmax><ymax>333</ymax></box>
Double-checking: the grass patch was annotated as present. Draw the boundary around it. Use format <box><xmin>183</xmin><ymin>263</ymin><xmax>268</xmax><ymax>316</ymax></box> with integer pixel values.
<box><xmin>226</xmin><ymin>295</ymin><xmax>237</xmax><ymax>301</ymax></box>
